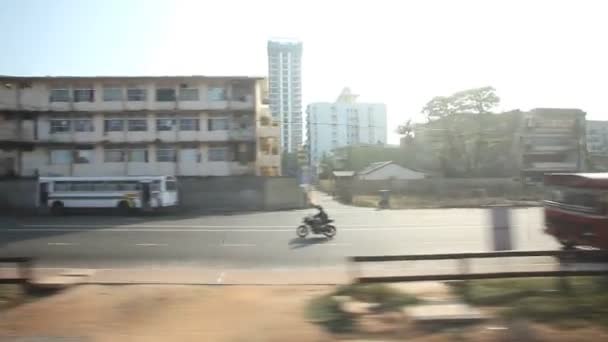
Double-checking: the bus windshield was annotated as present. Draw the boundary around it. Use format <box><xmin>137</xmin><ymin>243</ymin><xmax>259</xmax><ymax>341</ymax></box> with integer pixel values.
<box><xmin>166</xmin><ymin>180</ymin><xmax>177</xmax><ymax>191</ymax></box>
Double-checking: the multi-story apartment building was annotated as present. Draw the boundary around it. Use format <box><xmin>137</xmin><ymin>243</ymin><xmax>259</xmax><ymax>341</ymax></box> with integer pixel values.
<box><xmin>0</xmin><ymin>75</ymin><xmax>280</xmax><ymax>177</ymax></box>
<box><xmin>518</xmin><ymin>108</ymin><xmax>586</xmax><ymax>184</ymax></box>
<box><xmin>306</xmin><ymin>88</ymin><xmax>387</xmax><ymax>170</ymax></box>
<box><xmin>267</xmin><ymin>40</ymin><xmax>303</xmax><ymax>153</ymax></box>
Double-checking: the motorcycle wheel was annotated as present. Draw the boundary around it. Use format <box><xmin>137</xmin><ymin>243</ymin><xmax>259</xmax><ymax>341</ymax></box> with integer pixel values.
<box><xmin>296</xmin><ymin>225</ymin><xmax>309</xmax><ymax>238</ymax></box>
<box><xmin>323</xmin><ymin>225</ymin><xmax>337</xmax><ymax>238</ymax></box>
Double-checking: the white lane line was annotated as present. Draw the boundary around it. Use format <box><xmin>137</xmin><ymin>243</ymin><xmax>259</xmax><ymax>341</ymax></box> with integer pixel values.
<box><xmin>216</xmin><ymin>271</ymin><xmax>225</xmax><ymax>284</ymax></box>
<box><xmin>19</xmin><ymin>223</ymin><xmax>486</xmax><ymax>229</ymax></box>
<box><xmin>135</xmin><ymin>243</ymin><xmax>168</xmax><ymax>247</ymax></box>
<box><xmin>47</xmin><ymin>242</ymin><xmax>77</xmax><ymax>246</ymax></box>
<box><xmin>222</xmin><ymin>243</ymin><xmax>256</xmax><ymax>247</ymax></box>
<box><xmin>323</xmin><ymin>242</ymin><xmax>352</xmax><ymax>246</ymax></box>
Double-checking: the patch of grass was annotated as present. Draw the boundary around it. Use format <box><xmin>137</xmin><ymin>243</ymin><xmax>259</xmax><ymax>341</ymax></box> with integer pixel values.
<box><xmin>450</xmin><ymin>277</ymin><xmax>608</xmax><ymax>327</ymax></box>
<box><xmin>306</xmin><ymin>284</ymin><xmax>420</xmax><ymax>334</ymax></box>
<box><xmin>0</xmin><ymin>285</ymin><xmax>26</xmax><ymax>310</ymax></box>
<box><xmin>306</xmin><ymin>294</ymin><xmax>355</xmax><ymax>333</ymax></box>
<box><xmin>334</xmin><ymin>284</ymin><xmax>420</xmax><ymax>310</ymax></box>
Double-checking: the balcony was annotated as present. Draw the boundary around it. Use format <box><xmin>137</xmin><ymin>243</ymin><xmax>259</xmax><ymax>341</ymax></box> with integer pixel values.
<box><xmin>523</xmin><ymin>144</ymin><xmax>576</xmax><ymax>154</ymax></box>
<box><xmin>523</xmin><ymin>162</ymin><xmax>578</xmax><ymax>171</ymax></box>
<box><xmin>257</xmin><ymin>125</ymin><xmax>279</xmax><ymax>137</ymax></box>
<box><xmin>228</xmin><ymin>129</ymin><xmax>256</xmax><ymax>141</ymax></box>
<box><xmin>257</xmin><ymin>153</ymin><xmax>280</xmax><ymax>167</ymax></box>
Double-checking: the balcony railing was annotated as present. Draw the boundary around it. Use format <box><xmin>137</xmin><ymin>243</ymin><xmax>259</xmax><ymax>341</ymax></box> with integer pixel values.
<box><xmin>524</xmin><ymin>162</ymin><xmax>578</xmax><ymax>171</ymax></box>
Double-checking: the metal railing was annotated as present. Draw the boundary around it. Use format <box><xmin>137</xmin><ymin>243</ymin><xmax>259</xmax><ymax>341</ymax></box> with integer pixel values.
<box><xmin>349</xmin><ymin>250</ymin><xmax>608</xmax><ymax>284</ymax></box>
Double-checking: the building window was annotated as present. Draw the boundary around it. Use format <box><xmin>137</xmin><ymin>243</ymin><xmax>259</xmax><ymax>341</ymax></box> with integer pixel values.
<box><xmin>50</xmin><ymin>150</ymin><xmax>72</xmax><ymax>164</ymax></box>
<box><xmin>50</xmin><ymin>119</ymin><xmax>71</xmax><ymax>133</ymax></box>
<box><xmin>74</xmin><ymin>119</ymin><xmax>94</xmax><ymax>132</ymax></box>
<box><xmin>128</xmin><ymin>149</ymin><xmax>148</xmax><ymax>162</ymax></box>
<box><xmin>50</xmin><ymin>89</ymin><xmax>70</xmax><ymax>102</ymax></box>
<box><xmin>156</xmin><ymin>148</ymin><xmax>176</xmax><ymax>162</ymax></box>
<box><xmin>180</xmin><ymin>148</ymin><xmax>200</xmax><ymax>162</ymax></box>
<box><xmin>103</xmin><ymin>87</ymin><xmax>123</xmax><ymax>101</ymax></box>
<box><xmin>179</xmin><ymin>88</ymin><xmax>199</xmax><ymax>101</ymax></box>
<box><xmin>156</xmin><ymin>88</ymin><xmax>176</xmax><ymax>101</ymax></box>
<box><xmin>104</xmin><ymin>149</ymin><xmax>125</xmax><ymax>162</ymax></box>
<box><xmin>73</xmin><ymin>88</ymin><xmax>95</xmax><ymax>102</ymax></box>
<box><xmin>104</xmin><ymin>119</ymin><xmax>124</xmax><ymax>132</ymax></box>
<box><xmin>127</xmin><ymin>88</ymin><xmax>147</xmax><ymax>101</ymax></box>
<box><xmin>208</xmin><ymin>117</ymin><xmax>229</xmax><ymax>131</ymax></box>
<box><xmin>179</xmin><ymin>118</ymin><xmax>199</xmax><ymax>131</ymax></box>
<box><xmin>232</xmin><ymin>83</ymin><xmax>250</xmax><ymax>101</ymax></box>
<box><xmin>208</xmin><ymin>147</ymin><xmax>228</xmax><ymax>161</ymax></box>
<box><xmin>74</xmin><ymin>150</ymin><xmax>93</xmax><ymax>164</ymax></box>
<box><xmin>208</xmin><ymin>87</ymin><xmax>226</xmax><ymax>101</ymax></box>
<box><xmin>156</xmin><ymin>118</ymin><xmax>175</xmax><ymax>131</ymax></box>
<box><xmin>128</xmin><ymin>119</ymin><xmax>148</xmax><ymax>132</ymax></box>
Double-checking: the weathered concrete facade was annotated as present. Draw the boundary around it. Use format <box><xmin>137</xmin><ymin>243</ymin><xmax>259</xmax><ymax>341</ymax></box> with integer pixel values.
<box><xmin>0</xmin><ymin>75</ymin><xmax>281</xmax><ymax>177</ymax></box>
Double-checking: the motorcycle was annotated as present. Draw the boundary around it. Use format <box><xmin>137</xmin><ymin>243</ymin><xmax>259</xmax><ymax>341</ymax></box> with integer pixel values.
<box><xmin>296</xmin><ymin>215</ymin><xmax>337</xmax><ymax>238</ymax></box>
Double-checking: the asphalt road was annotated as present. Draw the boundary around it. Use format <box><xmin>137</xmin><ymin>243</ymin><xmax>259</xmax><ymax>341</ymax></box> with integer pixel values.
<box><xmin>0</xmin><ymin>194</ymin><xmax>557</xmax><ymax>270</ymax></box>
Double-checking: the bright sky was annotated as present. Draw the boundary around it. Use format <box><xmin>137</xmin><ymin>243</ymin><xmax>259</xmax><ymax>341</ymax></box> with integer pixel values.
<box><xmin>1</xmin><ymin>0</ymin><xmax>607</xmax><ymax>144</ymax></box>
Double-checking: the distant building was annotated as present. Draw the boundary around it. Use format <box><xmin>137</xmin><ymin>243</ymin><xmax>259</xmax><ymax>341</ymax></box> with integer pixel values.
<box><xmin>586</xmin><ymin>120</ymin><xmax>608</xmax><ymax>155</ymax></box>
<box><xmin>307</xmin><ymin>88</ymin><xmax>387</xmax><ymax>170</ymax></box>
<box><xmin>585</xmin><ymin>120</ymin><xmax>608</xmax><ymax>171</ymax></box>
<box><xmin>0</xmin><ymin>75</ymin><xmax>281</xmax><ymax>177</ymax></box>
<box><xmin>517</xmin><ymin>108</ymin><xmax>587</xmax><ymax>184</ymax></box>
<box><xmin>267</xmin><ymin>40</ymin><xmax>303</xmax><ymax>153</ymax></box>
<box><xmin>357</xmin><ymin>161</ymin><xmax>426</xmax><ymax>181</ymax></box>
<box><xmin>331</xmin><ymin>144</ymin><xmax>401</xmax><ymax>172</ymax></box>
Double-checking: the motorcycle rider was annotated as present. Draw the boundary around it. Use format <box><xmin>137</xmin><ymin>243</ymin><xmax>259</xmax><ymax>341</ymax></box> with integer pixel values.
<box><xmin>312</xmin><ymin>204</ymin><xmax>329</xmax><ymax>227</ymax></box>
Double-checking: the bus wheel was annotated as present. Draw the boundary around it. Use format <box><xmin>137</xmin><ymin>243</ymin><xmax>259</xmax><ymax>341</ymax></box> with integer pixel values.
<box><xmin>117</xmin><ymin>201</ymin><xmax>131</xmax><ymax>216</ymax></box>
<box><xmin>50</xmin><ymin>201</ymin><xmax>64</xmax><ymax>216</ymax></box>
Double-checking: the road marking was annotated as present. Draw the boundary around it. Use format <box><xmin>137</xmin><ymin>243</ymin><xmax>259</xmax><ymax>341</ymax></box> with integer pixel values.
<box><xmin>135</xmin><ymin>243</ymin><xmax>168</xmax><ymax>247</ymax></box>
<box><xmin>216</xmin><ymin>271</ymin><xmax>225</xmax><ymax>283</ymax></box>
<box><xmin>47</xmin><ymin>242</ymin><xmax>77</xmax><ymax>246</ymax></box>
<box><xmin>19</xmin><ymin>223</ymin><xmax>485</xmax><ymax>229</ymax></box>
<box><xmin>324</xmin><ymin>242</ymin><xmax>352</xmax><ymax>246</ymax></box>
<box><xmin>222</xmin><ymin>243</ymin><xmax>256</xmax><ymax>247</ymax></box>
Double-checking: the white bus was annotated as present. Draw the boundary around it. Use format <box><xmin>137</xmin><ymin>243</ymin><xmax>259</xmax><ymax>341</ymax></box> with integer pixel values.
<box><xmin>38</xmin><ymin>176</ymin><xmax>179</xmax><ymax>214</ymax></box>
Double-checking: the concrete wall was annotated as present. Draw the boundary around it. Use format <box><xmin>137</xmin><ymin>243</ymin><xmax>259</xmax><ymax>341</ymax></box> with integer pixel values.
<box><xmin>0</xmin><ymin>176</ymin><xmax>305</xmax><ymax>213</ymax></box>
<box><xmin>339</xmin><ymin>178</ymin><xmax>526</xmax><ymax>198</ymax></box>
<box><xmin>263</xmin><ymin>177</ymin><xmax>306</xmax><ymax>210</ymax></box>
<box><xmin>0</xmin><ymin>179</ymin><xmax>37</xmax><ymax>211</ymax></box>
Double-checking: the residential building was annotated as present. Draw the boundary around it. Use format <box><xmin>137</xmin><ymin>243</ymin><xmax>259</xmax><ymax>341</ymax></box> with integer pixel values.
<box><xmin>267</xmin><ymin>40</ymin><xmax>303</xmax><ymax>153</ymax></box>
<box><xmin>0</xmin><ymin>75</ymin><xmax>280</xmax><ymax>177</ymax></box>
<box><xmin>586</xmin><ymin>120</ymin><xmax>608</xmax><ymax>171</ymax></box>
<box><xmin>517</xmin><ymin>108</ymin><xmax>586</xmax><ymax>184</ymax></box>
<box><xmin>586</xmin><ymin>120</ymin><xmax>608</xmax><ymax>155</ymax></box>
<box><xmin>307</xmin><ymin>88</ymin><xmax>387</xmax><ymax>171</ymax></box>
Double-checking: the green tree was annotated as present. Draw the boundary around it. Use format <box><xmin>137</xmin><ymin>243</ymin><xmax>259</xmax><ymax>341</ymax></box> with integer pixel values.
<box><xmin>452</xmin><ymin>87</ymin><xmax>500</xmax><ymax>174</ymax></box>
<box><xmin>402</xmin><ymin>86</ymin><xmax>501</xmax><ymax>177</ymax></box>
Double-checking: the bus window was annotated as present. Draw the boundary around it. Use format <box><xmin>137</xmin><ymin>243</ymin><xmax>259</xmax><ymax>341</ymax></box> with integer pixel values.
<box><xmin>54</xmin><ymin>182</ymin><xmax>70</xmax><ymax>191</ymax></box>
<box><xmin>71</xmin><ymin>182</ymin><xmax>94</xmax><ymax>191</ymax></box>
<box><xmin>151</xmin><ymin>180</ymin><xmax>161</xmax><ymax>192</ymax></box>
<box><xmin>166</xmin><ymin>180</ymin><xmax>177</xmax><ymax>191</ymax></box>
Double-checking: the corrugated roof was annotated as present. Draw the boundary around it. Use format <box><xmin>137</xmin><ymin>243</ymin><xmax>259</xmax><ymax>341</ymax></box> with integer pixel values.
<box><xmin>358</xmin><ymin>161</ymin><xmax>393</xmax><ymax>175</ymax></box>
<box><xmin>333</xmin><ymin>171</ymin><xmax>355</xmax><ymax>177</ymax></box>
